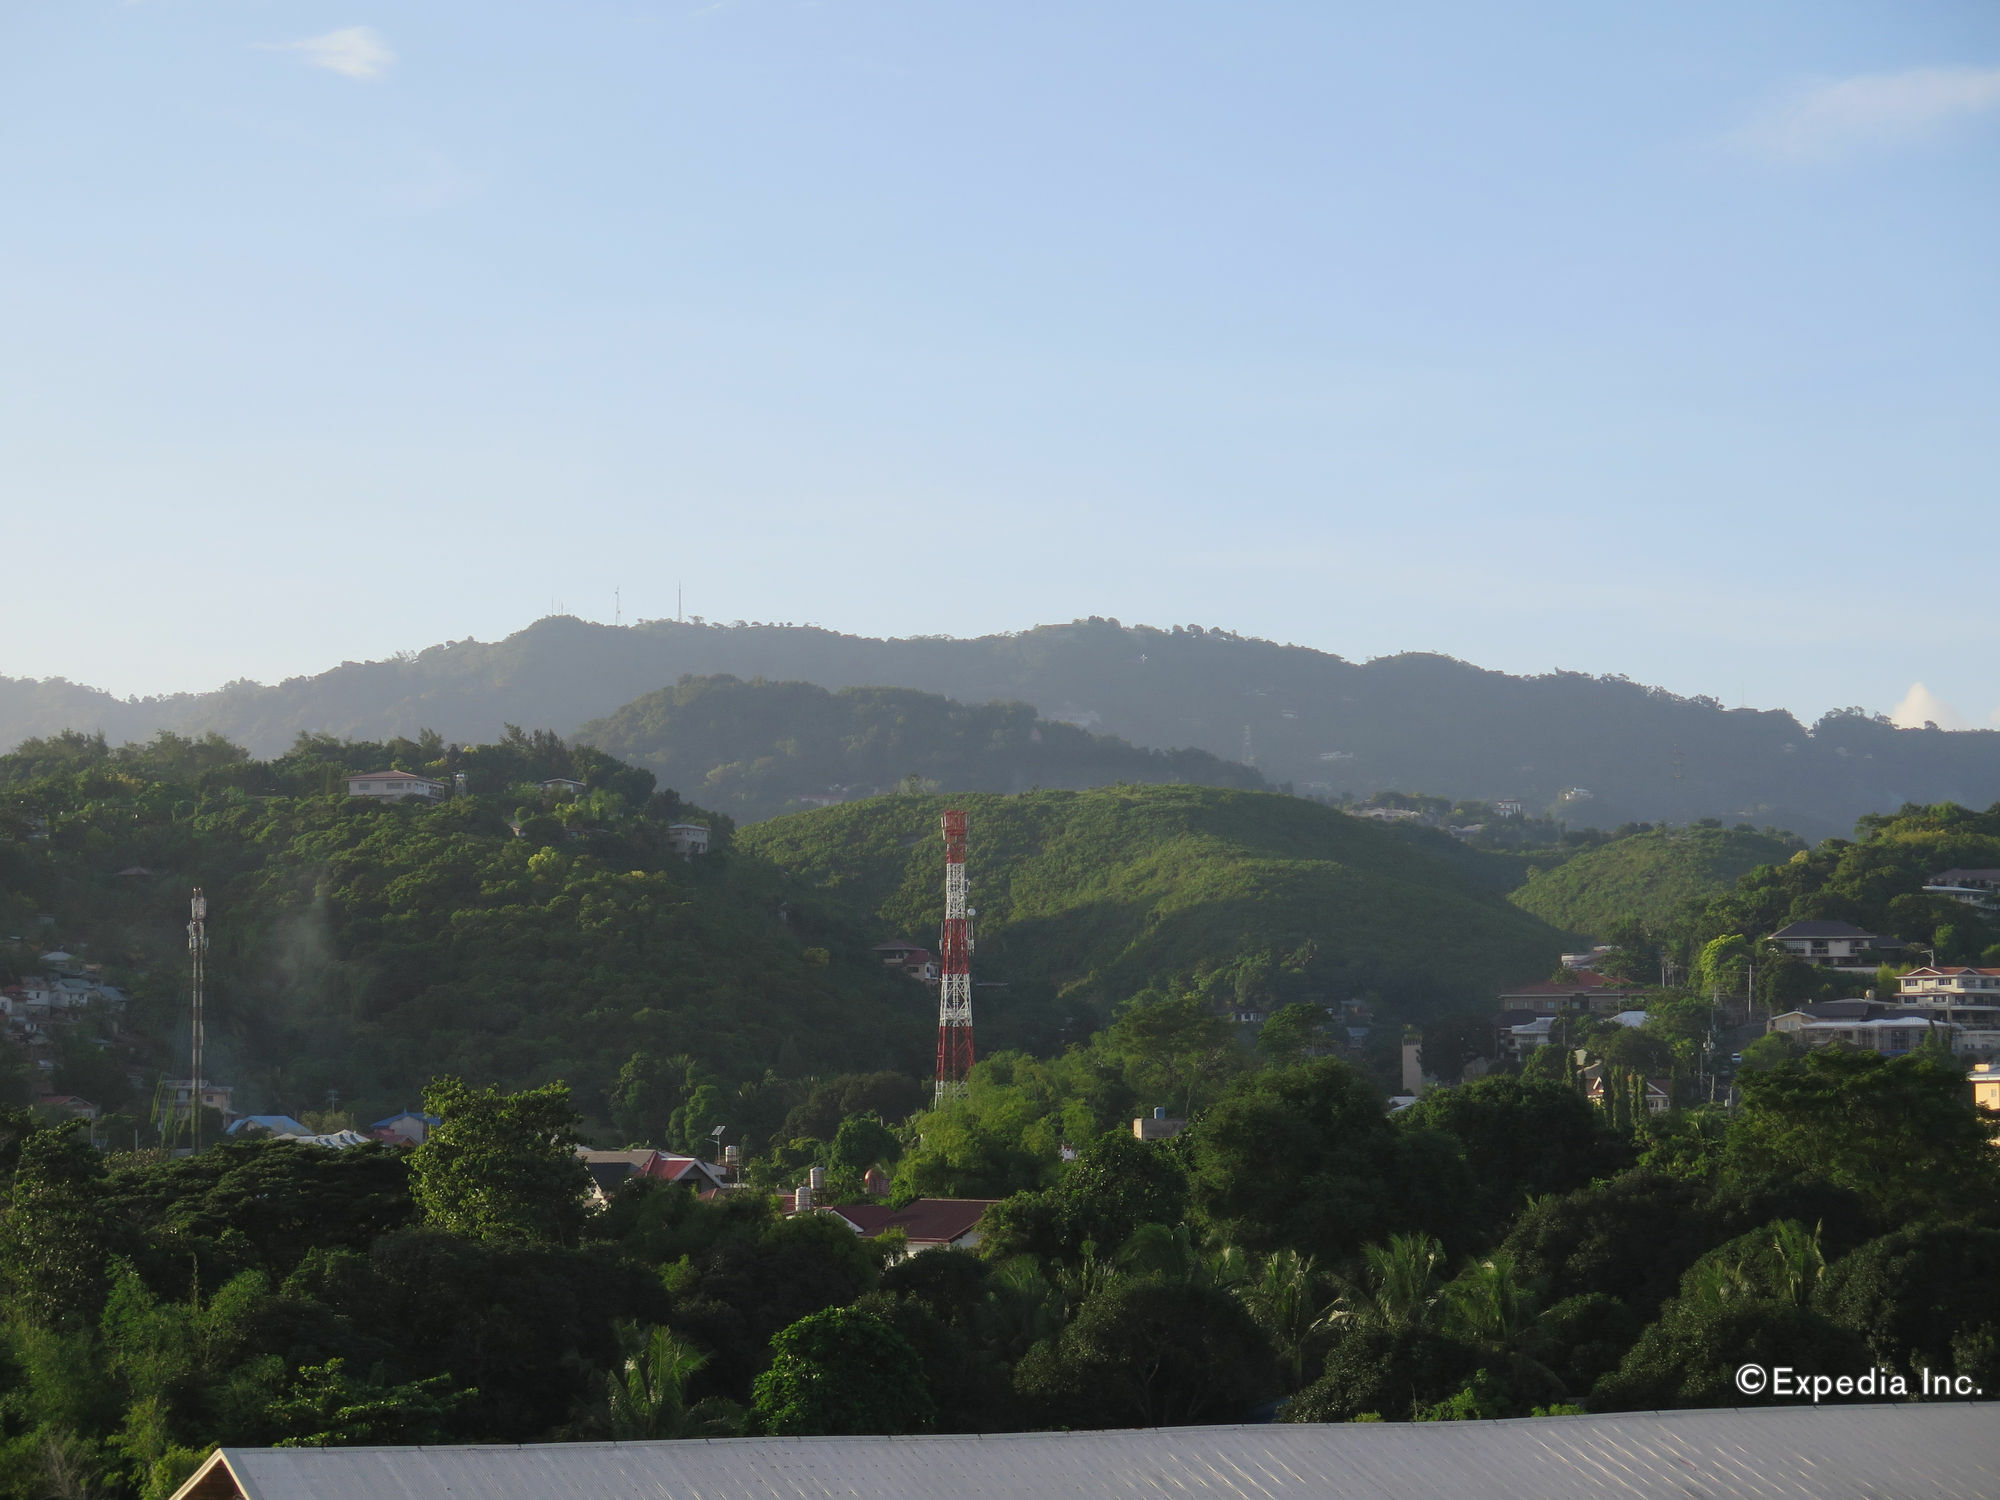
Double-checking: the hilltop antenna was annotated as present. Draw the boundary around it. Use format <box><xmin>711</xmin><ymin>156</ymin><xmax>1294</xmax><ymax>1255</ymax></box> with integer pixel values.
<box><xmin>934</xmin><ymin>810</ymin><xmax>975</xmax><ymax>1105</ymax></box>
<box><xmin>677</xmin><ymin>581</ymin><xmax>683</xmax><ymax>624</ymax></box>
<box><xmin>614</xmin><ymin>586</ymin><xmax>621</xmax><ymax>628</ymax></box>
<box><xmin>187</xmin><ymin>888</ymin><xmax>207</xmax><ymax>1151</ymax></box>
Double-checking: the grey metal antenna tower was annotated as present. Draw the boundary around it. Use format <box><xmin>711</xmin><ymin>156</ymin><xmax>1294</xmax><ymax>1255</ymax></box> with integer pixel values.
<box><xmin>187</xmin><ymin>888</ymin><xmax>207</xmax><ymax>1150</ymax></box>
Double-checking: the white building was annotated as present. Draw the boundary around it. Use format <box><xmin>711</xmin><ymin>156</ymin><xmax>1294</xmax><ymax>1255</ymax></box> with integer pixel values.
<box><xmin>346</xmin><ymin>771</ymin><xmax>445</xmax><ymax>802</ymax></box>
<box><xmin>665</xmin><ymin>823</ymin><xmax>711</xmax><ymax>858</ymax></box>
<box><xmin>1766</xmin><ymin>920</ymin><xmax>1902</xmax><ymax>972</ymax></box>
<box><xmin>1923</xmin><ymin>869</ymin><xmax>2000</xmax><ymax>914</ymax></box>
<box><xmin>1894</xmin><ymin>967</ymin><xmax>2000</xmax><ymax>1031</ymax></box>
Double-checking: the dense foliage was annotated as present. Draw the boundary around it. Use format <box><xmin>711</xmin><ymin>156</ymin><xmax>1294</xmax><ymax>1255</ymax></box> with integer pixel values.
<box><xmin>0</xmin><ymin>730</ymin><xmax>933</xmax><ymax>1138</ymax></box>
<box><xmin>575</xmin><ymin>675</ymin><xmax>1264</xmax><ymax>823</ymax></box>
<box><xmin>0</xmin><ymin>1032</ymin><xmax>1990</xmax><ymax>1496</ymax></box>
<box><xmin>1</xmin><ymin>722</ymin><xmax>1995</xmax><ymax>1495</ymax></box>
<box><xmin>1509</xmin><ymin>825</ymin><xmax>1804</xmax><ymax>939</ymax></box>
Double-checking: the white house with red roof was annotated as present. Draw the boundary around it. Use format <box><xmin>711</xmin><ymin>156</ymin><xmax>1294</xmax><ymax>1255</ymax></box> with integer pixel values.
<box><xmin>816</xmin><ymin>1198</ymin><xmax>998</xmax><ymax>1256</ymax></box>
<box><xmin>576</xmin><ymin>1148</ymin><xmax>728</xmax><ymax>1202</ymax></box>
<box><xmin>872</xmin><ymin>939</ymin><xmax>939</xmax><ymax>983</ymax></box>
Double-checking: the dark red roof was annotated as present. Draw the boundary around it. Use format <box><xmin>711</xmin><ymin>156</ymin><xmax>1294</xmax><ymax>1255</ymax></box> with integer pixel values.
<box><xmin>827</xmin><ymin>1199</ymin><xmax>997</xmax><ymax>1244</ymax></box>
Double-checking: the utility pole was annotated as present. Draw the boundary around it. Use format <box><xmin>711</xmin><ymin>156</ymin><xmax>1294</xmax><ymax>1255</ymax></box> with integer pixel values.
<box><xmin>934</xmin><ymin>810</ymin><xmax>975</xmax><ymax>1105</ymax></box>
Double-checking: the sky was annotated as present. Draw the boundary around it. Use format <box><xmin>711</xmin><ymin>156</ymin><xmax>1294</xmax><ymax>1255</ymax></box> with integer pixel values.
<box><xmin>2</xmin><ymin>2</ymin><xmax>1996</xmax><ymax>728</ymax></box>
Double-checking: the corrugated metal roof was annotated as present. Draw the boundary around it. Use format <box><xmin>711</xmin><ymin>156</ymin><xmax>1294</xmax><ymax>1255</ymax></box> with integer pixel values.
<box><xmin>175</xmin><ymin>1404</ymin><xmax>1997</xmax><ymax>1500</ymax></box>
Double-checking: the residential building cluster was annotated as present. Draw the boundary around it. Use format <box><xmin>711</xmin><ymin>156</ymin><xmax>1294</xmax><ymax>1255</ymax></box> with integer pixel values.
<box><xmin>2</xmin><ymin>949</ymin><xmax>132</xmax><ymax>1118</ymax></box>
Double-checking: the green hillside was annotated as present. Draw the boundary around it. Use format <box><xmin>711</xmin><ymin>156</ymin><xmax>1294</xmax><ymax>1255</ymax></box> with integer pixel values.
<box><xmin>0</xmin><ymin>731</ymin><xmax>934</xmax><ymax>1140</ymax></box>
<box><xmin>740</xmin><ymin>785</ymin><xmax>1565</xmax><ymax>1025</ymax></box>
<box><xmin>1689</xmin><ymin>801</ymin><xmax>2000</xmax><ymax>969</ymax></box>
<box><xmin>574</xmin><ymin>674</ymin><xmax>1262</xmax><ymax>823</ymax></box>
<box><xmin>1508</xmin><ymin>825</ymin><xmax>1802</xmax><ymax>939</ymax></box>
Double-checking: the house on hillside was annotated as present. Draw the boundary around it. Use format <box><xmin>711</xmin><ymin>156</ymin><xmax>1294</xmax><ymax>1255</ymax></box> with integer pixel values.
<box><xmin>36</xmin><ymin>1095</ymin><xmax>98</xmax><ymax>1122</ymax></box>
<box><xmin>817</xmin><ymin>1198</ymin><xmax>998</xmax><ymax>1256</ymax></box>
<box><xmin>872</xmin><ymin>940</ymin><xmax>939</xmax><ymax>983</ymax></box>
<box><xmin>1924</xmin><ymin>869</ymin><xmax>2000</xmax><ymax>914</ymax></box>
<box><xmin>665</xmin><ymin>823</ymin><xmax>710</xmax><ymax>859</ymax></box>
<box><xmin>576</xmin><ymin>1149</ymin><xmax>728</xmax><ymax>1202</ymax></box>
<box><xmin>1766</xmin><ymin>920</ymin><xmax>1903</xmax><ymax>971</ymax></box>
<box><xmin>539</xmin><ymin>777</ymin><xmax>588</xmax><ymax>796</ymax></box>
<box><xmin>226</xmin><ymin>1115</ymin><xmax>311</xmax><ymax>1139</ymax></box>
<box><xmin>1133</xmin><ymin>1107</ymin><xmax>1186</xmax><ymax>1141</ymax></box>
<box><xmin>1497</xmin><ymin>973</ymin><xmax>1649</xmax><ymax>1018</ymax></box>
<box><xmin>370</xmin><ymin>1111</ymin><xmax>441</xmax><ymax>1146</ymax></box>
<box><xmin>1500</xmin><ymin>1014</ymin><xmax>1556</xmax><ymax>1058</ymax></box>
<box><xmin>345</xmin><ymin>771</ymin><xmax>445</xmax><ymax>802</ymax></box>
<box><xmin>1585</xmin><ymin>1074</ymin><xmax>1671</xmax><ymax>1115</ymax></box>
<box><xmin>160</xmin><ymin>1080</ymin><xmax>233</xmax><ymax>1118</ymax></box>
<box><xmin>1896</xmin><ymin>968</ymin><xmax>2000</xmax><ymax>1030</ymax></box>
<box><xmin>1973</xmin><ymin>1061</ymin><xmax>1999</xmax><ymax>1115</ymax></box>
<box><xmin>1770</xmin><ymin>1012</ymin><xmax>1949</xmax><ymax>1057</ymax></box>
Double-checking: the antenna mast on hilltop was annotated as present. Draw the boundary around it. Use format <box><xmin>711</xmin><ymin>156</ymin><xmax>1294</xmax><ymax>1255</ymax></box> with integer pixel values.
<box><xmin>935</xmin><ymin>810</ymin><xmax>975</xmax><ymax>1105</ymax></box>
<box><xmin>187</xmin><ymin>888</ymin><xmax>207</xmax><ymax>1151</ymax></box>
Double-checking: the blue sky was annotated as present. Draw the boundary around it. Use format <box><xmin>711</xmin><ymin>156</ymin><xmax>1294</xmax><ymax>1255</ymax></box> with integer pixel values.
<box><xmin>3</xmin><ymin>2</ymin><xmax>1996</xmax><ymax>727</ymax></box>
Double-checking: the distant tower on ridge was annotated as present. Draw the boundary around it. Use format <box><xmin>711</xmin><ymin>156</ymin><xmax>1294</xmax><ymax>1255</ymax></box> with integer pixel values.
<box><xmin>934</xmin><ymin>810</ymin><xmax>975</xmax><ymax>1105</ymax></box>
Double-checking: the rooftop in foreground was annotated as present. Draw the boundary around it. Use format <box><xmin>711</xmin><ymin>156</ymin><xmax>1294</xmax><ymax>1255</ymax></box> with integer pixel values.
<box><xmin>173</xmin><ymin>1403</ymin><xmax>1995</xmax><ymax>1500</ymax></box>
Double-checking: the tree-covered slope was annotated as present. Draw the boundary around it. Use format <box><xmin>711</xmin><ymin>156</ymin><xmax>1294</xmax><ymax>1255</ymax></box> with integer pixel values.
<box><xmin>574</xmin><ymin>675</ymin><xmax>1263</xmax><ymax>823</ymax></box>
<box><xmin>740</xmin><ymin>785</ymin><xmax>1565</xmax><ymax>1024</ymax></box>
<box><xmin>0</xmin><ymin>732</ymin><xmax>934</xmax><ymax>1137</ymax></box>
<box><xmin>1689</xmin><ymin>801</ymin><xmax>2000</xmax><ymax>968</ymax></box>
<box><xmin>11</xmin><ymin>614</ymin><xmax>2000</xmax><ymax>839</ymax></box>
<box><xmin>1509</xmin><ymin>826</ymin><xmax>1804</xmax><ymax>940</ymax></box>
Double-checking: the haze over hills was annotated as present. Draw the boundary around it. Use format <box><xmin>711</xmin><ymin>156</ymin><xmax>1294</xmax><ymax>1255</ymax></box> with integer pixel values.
<box><xmin>9</xmin><ymin>615</ymin><xmax>2000</xmax><ymax>839</ymax></box>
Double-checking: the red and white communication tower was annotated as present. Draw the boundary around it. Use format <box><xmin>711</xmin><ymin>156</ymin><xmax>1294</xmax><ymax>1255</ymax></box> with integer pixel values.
<box><xmin>934</xmin><ymin>809</ymin><xmax>975</xmax><ymax>1104</ymax></box>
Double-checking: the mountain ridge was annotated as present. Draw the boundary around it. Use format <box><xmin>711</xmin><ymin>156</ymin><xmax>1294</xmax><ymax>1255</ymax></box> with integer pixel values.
<box><xmin>9</xmin><ymin>615</ymin><xmax>2000</xmax><ymax>839</ymax></box>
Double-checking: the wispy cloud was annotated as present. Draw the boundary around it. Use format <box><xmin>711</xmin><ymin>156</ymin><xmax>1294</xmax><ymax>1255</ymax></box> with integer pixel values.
<box><xmin>264</xmin><ymin>26</ymin><xmax>396</xmax><ymax>81</ymax></box>
<box><xmin>1890</xmin><ymin>681</ymin><xmax>1971</xmax><ymax>731</ymax></box>
<box><xmin>1740</xmin><ymin>66</ymin><xmax>2000</xmax><ymax>160</ymax></box>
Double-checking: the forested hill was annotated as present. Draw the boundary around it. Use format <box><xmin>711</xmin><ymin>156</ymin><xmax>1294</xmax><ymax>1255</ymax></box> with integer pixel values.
<box><xmin>11</xmin><ymin>614</ymin><xmax>2000</xmax><ymax>838</ymax></box>
<box><xmin>738</xmin><ymin>785</ymin><xmax>1564</xmax><ymax>1025</ymax></box>
<box><xmin>1509</xmin><ymin>826</ymin><xmax>1805</xmax><ymax>941</ymax></box>
<box><xmin>573</xmin><ymin>676</ymin><xmax>1263</xmax><ymax>823</ymax></box>
<box><xmin>0</xmin><ymin>731</ymin><xmax>938</xmax><ymax>1143</ymax></box>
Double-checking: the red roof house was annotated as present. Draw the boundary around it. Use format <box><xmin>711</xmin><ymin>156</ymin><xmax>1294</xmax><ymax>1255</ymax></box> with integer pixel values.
<box><xmin>818</xmin><ymin>1199</ymin><xmax>998</xmax><ymax>1254</ymax></box>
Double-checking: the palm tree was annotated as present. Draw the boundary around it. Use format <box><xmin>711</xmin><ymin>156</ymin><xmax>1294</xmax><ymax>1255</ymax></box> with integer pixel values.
<box><xmin>604</xmin><ymin>1323</ymin><xmax>743</xmax><ymax>1439</ymax></box>
<box><xmin>1769</xmin><ymin>1219</ymin><xmax>1826</xmax><ymax>1306</ymax></box>
<box><xmin>1438</xmin><ymin>1251</ymin><xmax>1536</xmax><ymax>1345</ymax></box>
<box><xmin>1323</xmin><ymin>1232</ymin><xmax>1446</xmax><ymax>1333</ymax></box>
<box><xmin>1235</xmin><ymin>1248</ymin><xmax>1329</xmax><ymax>1390</ymax></box>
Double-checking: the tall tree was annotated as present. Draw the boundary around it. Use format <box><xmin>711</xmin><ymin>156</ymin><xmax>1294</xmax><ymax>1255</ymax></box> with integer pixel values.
<box><xmin>409</xmin><ymin>1079</ymin><xmax>590</xmax><ymax>1246</ymax></box>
